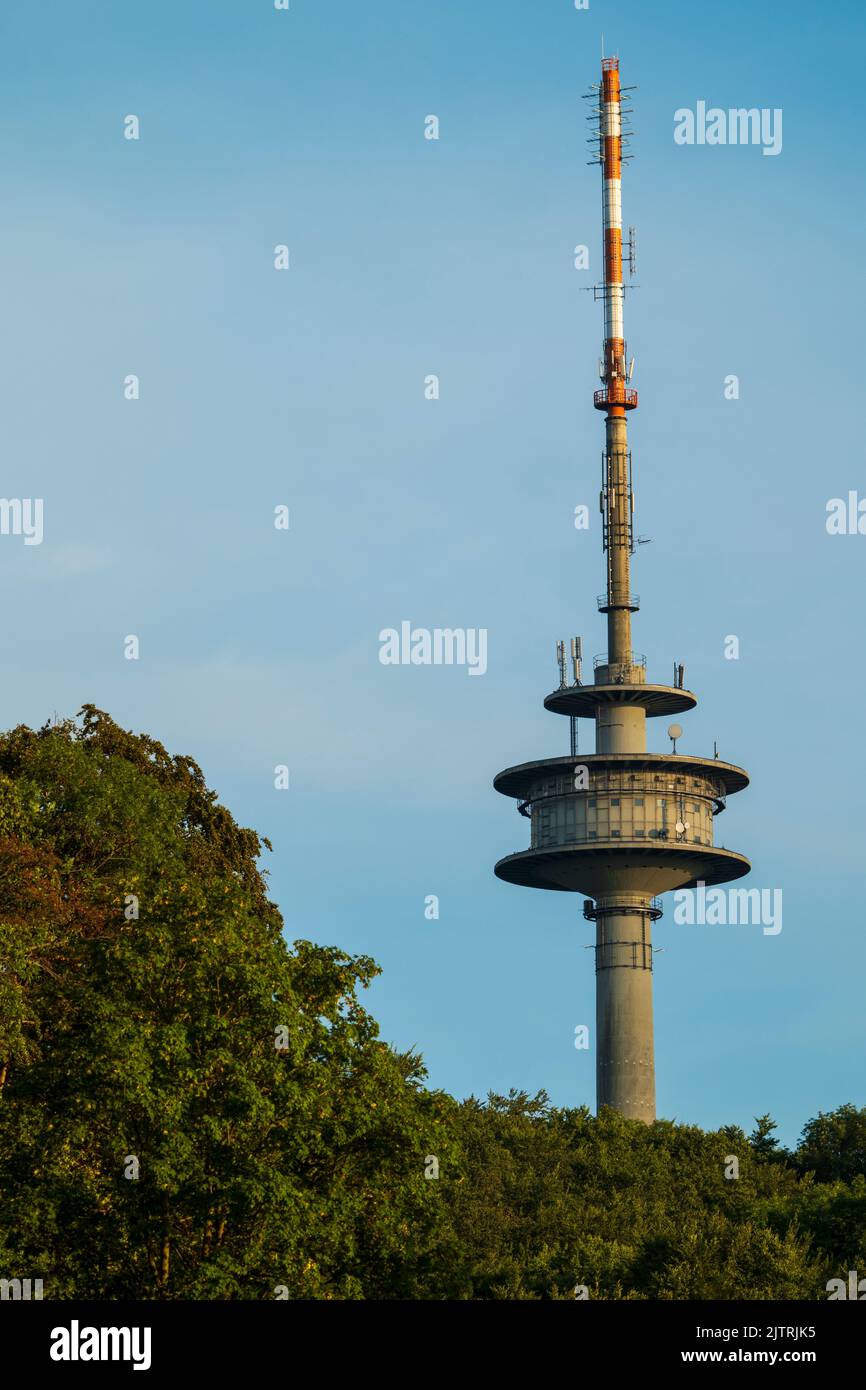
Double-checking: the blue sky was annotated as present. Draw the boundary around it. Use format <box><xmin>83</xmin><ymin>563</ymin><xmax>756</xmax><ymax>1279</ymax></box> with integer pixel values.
<box><xmin>1</xmin><ymin>0</ymin><xmax>865</xmax><ymax>1146</ymax></box>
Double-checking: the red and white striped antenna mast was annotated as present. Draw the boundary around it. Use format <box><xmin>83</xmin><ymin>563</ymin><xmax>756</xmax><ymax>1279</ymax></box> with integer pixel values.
<box><xmin>583</xmin><ymin>51</ymin><xmax>638</xmax><ymax>664</ymax></box>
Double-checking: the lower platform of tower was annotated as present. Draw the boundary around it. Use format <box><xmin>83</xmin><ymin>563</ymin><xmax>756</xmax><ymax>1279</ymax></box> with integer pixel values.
<box><xmin>593</xmin><ymin>895</ymin><xmax>655</xmax><ymax>1122</ymax></box>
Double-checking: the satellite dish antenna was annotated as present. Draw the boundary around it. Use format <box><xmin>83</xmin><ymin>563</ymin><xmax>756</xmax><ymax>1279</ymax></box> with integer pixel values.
<box><xmin>667</xmin><ymin>723</ymin><xmax>683</xmax><ymax>754</ymax></box>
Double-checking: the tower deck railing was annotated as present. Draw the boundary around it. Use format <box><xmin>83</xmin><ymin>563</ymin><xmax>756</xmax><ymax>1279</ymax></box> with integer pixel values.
<box><xmin>597</xmin><ymin>592</ymin><xmax>640</xmax><ymax>612</ymax></box>
<box><xmin>593</xmin><ymin>651</ymin><xmax>646</xmax><ymax>671</ymax></box>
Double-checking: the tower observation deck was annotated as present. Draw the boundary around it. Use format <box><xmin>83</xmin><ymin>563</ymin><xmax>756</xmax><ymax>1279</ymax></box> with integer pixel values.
<box><xmin>493</xmin><ymin>56</ymin><xmax>750</xmax><ymax>1124</ymax></box>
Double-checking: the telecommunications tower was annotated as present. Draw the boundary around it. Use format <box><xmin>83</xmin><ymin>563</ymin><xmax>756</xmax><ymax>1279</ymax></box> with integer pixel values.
<box><xmin>494</xmin><ymin>56</ymin><xmax>750</xmax><ymax>1123</ymax></box>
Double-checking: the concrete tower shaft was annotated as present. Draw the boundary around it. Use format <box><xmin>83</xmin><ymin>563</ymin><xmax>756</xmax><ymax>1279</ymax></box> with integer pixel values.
<box><xmin>594</xmin><ymin>897</ymin><xmax>655</xmax><ymax>1122</ymax></box>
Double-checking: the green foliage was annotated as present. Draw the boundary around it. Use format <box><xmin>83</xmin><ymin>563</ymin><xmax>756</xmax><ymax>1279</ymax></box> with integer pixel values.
<box><xmin>434</xmin><ymin>1093</ymin><xmax>822</xmax><ymax>1299</ymax></box>
<box><xmin>794</xmin><ymin>1105</ymin><xmax>866</xmax><ymax>1183</ymax></box>
<box><xmin>749</xmin><ymin>1113</ymin><xmax>785</xmax><ymax>1160</ymax></box>
<box><xmin>0</xmin><ymin>708</ymin><xmax>863</xmax><ymax>1300</ymax></box>
<box><xmin>0</xmin><ymin>709</ymin><xmax>454</xmax><ymax>1298</ymax></box>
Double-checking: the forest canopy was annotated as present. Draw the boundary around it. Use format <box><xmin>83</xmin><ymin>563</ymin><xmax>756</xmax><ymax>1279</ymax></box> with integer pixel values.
<box><xmin>0</xmin><ymin>709</ymin><xmax>863</xmax><ymax>1300</ymax></box>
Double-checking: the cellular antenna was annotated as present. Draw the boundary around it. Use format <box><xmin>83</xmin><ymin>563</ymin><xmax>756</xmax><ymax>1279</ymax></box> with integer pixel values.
<box><xmin>556</xmin><ymin>640</ymin><xmax>568</xmax><ymax>690</ymax></box>
<box><xmin>571</xmin><ymin>636</ymin><xmax>582</xmax><ymax>686</ymax></box>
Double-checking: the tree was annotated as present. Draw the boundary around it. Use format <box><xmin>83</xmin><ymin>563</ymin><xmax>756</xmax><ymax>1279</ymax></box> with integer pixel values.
<box><xmin>795</xmin><ymin>1105</ymin><xmax>866</xmax><ymax>1184</ymax></box>
<box><xmin>0</xmin><ymin>707</ymin><xmax>862</xmax><ymax>1302</ymax></box>
<box><xmin>0</xmin><ymin>708</ymin><xmax>454</xmax><ymax>1298</ymax></box>
<box><xmin>749</xmin><ymin>1114</ymin><xmax>784</xmax><ymax>1160</ymax></box>
<box><xmin>436</xmin><ymin>1099</ymin><xmax>822</xmax><ymax>1299</ymax></box>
